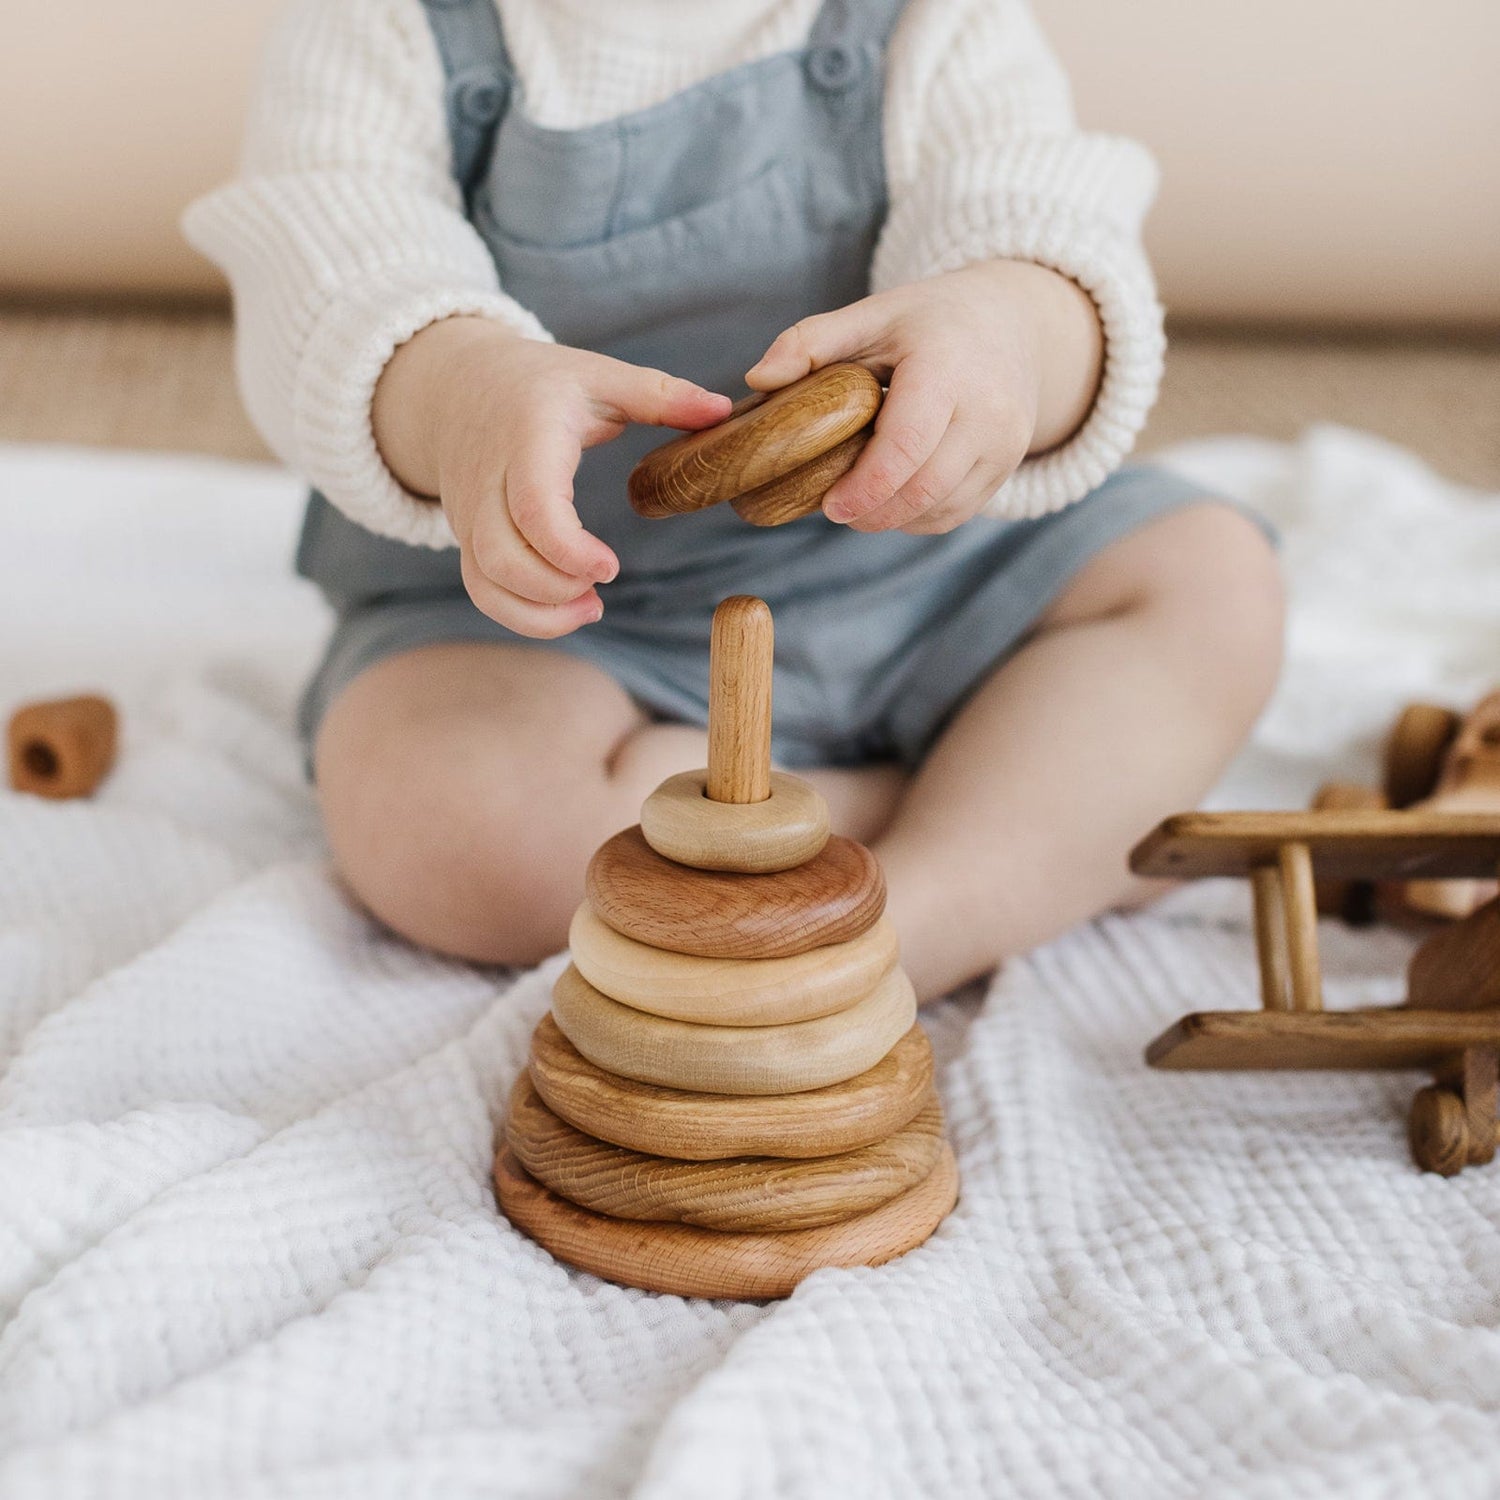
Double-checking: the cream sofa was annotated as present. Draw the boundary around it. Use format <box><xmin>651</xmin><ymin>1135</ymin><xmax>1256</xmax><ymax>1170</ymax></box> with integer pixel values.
<box><xmin>3</xmin><ymin>0</ymin><xmax>1497</xmax><ymax>322</ymax></box>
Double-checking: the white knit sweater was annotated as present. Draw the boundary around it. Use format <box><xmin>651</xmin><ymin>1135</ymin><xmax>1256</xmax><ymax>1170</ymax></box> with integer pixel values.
<box><xmin>185</xmin><ymin>0</ymin><xmax>1166</xmax><ymax>549</ymax></box>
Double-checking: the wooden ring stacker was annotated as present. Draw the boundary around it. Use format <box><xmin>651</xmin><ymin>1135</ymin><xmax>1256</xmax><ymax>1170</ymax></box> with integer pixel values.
<box><xmin>627</xmin><ymin>364</ymin><xmax>882</xmax><ymax>528</ymax></box>
<box><xmin>7</xmin><ymin>695</ymin><xmax>118</xmax><ymax>799</ymax></box>
<box><xmin>528</xmin><ymin>1015</ymin><xmax>934</xmax><ymax>1160</ymax></box>
<box><xmin>495</xmin><ymin>1140</ymin><xmax>959</xmax><ymax>1300</ymax></box>
<box><xmin>551</xmin><ymin>962</ymin><xmax>917</xmax><ymax>1095</ymax></box>
<box><xmin>640</xmin><ymin>770</ymin><xmax>830</xmax><ymax>874</ymax></box>
<box><xmin>506</xmin><ymin>1071</ymin><xmax>945</xmax><ymax>1231</ymax></box>
<box><xmin>568</xmin><ymin>904</ymin><xmax>900</xmax><ymax>1026</ymax></box>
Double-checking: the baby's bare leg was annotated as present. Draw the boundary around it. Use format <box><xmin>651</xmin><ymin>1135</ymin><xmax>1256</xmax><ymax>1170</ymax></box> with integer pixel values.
<box><xmin>875</xmin><ymin>503</ymin><xmax>1284</xmax><ymax>1001</ymax></box>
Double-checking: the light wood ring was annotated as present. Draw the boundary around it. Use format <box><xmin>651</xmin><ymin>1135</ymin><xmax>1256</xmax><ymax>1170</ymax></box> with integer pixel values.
<box><xmin>568</xmin><ymin>903</ymin><xmax>899</xmax><ymax>1026</ymax></box>
<box><xmin>529</xmin><ymin>1015</ymin><xmax>934</xmax><ymax>1159</ymax></box>
<box><xmin>627</xmin><ymin>364</ymin><xmax>882</xmax><ymax>519</ymax></box>
<box><xmin>587</xmin><ymin>825</ymin><xmax>885</xmax><ymax>959</ymax></box>
<box><xmin>506</xmin><ymin>1072</ymin><xmax>945</xmax><ymax>1231</ymax></box>
<box><xmin>495</xmin><ymin>1140</ymin><xmax>959</xmax><ymax>1300</ymax></box>
<box><xmin>550</xmin><ymin>962</ymin><xmax>916</xmax><ymax>1095</ymax></box>
<box><xmin>640</xmin><ymin>769</ymin><xmax>830</xmax><ymax>874</ymax></box>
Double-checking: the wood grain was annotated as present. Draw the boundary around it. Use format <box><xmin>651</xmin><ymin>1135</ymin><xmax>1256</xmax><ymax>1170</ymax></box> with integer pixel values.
<box><xmin>730</xmin><ymin>427</ymin><xmax>871</xmax><ymax>527</ymax></box>
<box><xmin>550</xmin><ymin>963</ymin><xmax>917</xmax><ymax>1095</ymax></box>
<box><xmin>1250</xmin><ymin>865</ymin><xmax>1292</xmax><ymax>1012</ymax></box>
<box><xmin>494</xmin><ymin>1139</ymin><xmax>959</xmax><ymax>1300</ymax></box>
<box><xmin>1383</xmin><ymin>702</ymin><xmax>1462</xmax><ymax>807</ymax></box>
<box><xmin>1131</xmin><ymin>810</ymin><xmax>1500</xmax><ymax>881</ymax></box>
<box><xmin>568</xmin><ymin>904</ymin><xmax>899</xmax><ymax>1026</ymax></box>
<box><xmin>505</xmin><ymin>1071</ymin><xmax>945</xmax><ymax>1231</ymax></box>
<box><xmin>587</xmin><ymin>825</ymin><xmax>885</xmax><ymax>959</ymax></box>
<box><xmin>1278</xmin><ymin>842</ymin><xmax>1323</xmax><ymax>1012</ymax></box>
<box><xmin>1407</xmin><ymin>896</ymin><xmax>1500</xmax><ymax>1011</ymax></box>
<box><xmin>529</xmin><ymin>1015</ymin><xmax>934</xmax><ymax>1160</ymax></box>
<box><xmin>640</xmin><ymin>770</ymin><xmax>829</xmax><ymax>874</ymax></box>
<box><xmin>706</xmin><ymin>596</ymin><xmax>772</xmax><ymax>805</ymax></box>
<box><xmin>627</xmin><ymin>364</ymin><xmax>882</xmax><ymax>519</ymax></box>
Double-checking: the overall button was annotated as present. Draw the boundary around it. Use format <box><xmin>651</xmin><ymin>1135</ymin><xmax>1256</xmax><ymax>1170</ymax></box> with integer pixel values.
<box><xmin>806</xmin><ymin>44</ymin><xmax>863</xmax><ymax>92</ymax></box>
<box><xmin>452</xmin><ymin>71</ymin><xmax>508</xmax><ymax>125</ymax></box>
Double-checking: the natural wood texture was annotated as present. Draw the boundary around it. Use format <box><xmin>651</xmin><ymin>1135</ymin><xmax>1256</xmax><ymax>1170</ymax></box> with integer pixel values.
<box><xmin>1407</xmin><ymin>896</ymin><xmax>1500</xmax><ymax>1011</ymax></box>
<box><xmin>1146</xmin><ymin>1008</ymin><xmax>1500</xmax><ymax>1071</ymax></box>
<box><xmin>550</xmin><ymin>963</ymin><xmax>917</xmax><ymax>1096</ymax></box>
<box><xmin>1383</xmin><ymin>702</ymin><xmax>1463</xmax><ymax>808</ymax></box>
<box><xmin>705</xmin><ymin>596</ymin><xmax>773</xmax><ymax>805</ymax></box>
<box><xmin>7</xmin><ymin>695</ymin><xmax>118</xmax><ymax>799</ymax></box>
<box><xmin>730</xmin><ymin>427</ymin><xmax>871</xmax><ymax>527</ymax></box>
<box><xmin>1410</xmin><ymin>1048</ymin><xmax>1499</xmax><ymax>1175</ymax></box>
<box><xmin>505</xmin><ymin>1071</ymin><xmax>944</xmax><ymax>1231</ymax></box>
<box><xmin>1277</xmin><ymin>842</ymin><xmax>1323</xmax><ymax>1012</ymax></box>
<box><xmin>494</xmin><ymin>1139</ymin><xmax>959</xmax><ymax>1300</ymax></box>
<box><xmin>627</xmin><ymin>364</ymin><xmax>882</xmax><ymax>520</ymax></box>
<box><xmin>1250</xmin><ymin>866</ymin><xmax>1293</xmax><ymax>1012</ymax></box>
<box><xmin>528</xmin><ymin>1015</ymin><xmax>934</xmax><ymax>1160</ymax></box>
<box><xmin>587</xmin><ymin>825</ymin><xmax>885</xmax><ymax>959</ymax></box>
<box><xmin>640</xmin><ymin>769</ymin><xmax>829</xmax><ymax>874</ymax></box>
<box><xmin>1309</xmin><ymin>781</ymin><xmax>1387</xmax><ymax>923</ymax></box>
<box><xmin>567</xmin><ymin>904</ymin><xmax>899</xmax><ymax>1027</ymax></box>
<box><xmin>1131</xmin><ymin>810</ymin><xmax>1500</xmax><ymax>881</ymax></box>
<box><xmin>1409</xmin><ymin>1084</ymin><xmax>1472</xmax><ymax>1175</ymax></box>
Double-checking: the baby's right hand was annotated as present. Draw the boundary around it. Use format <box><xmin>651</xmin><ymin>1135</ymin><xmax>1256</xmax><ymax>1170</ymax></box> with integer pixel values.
<box><xmin>372</xmin><ymin>317</ymin><xmax>730</xmax><ymax>637</ymax></box>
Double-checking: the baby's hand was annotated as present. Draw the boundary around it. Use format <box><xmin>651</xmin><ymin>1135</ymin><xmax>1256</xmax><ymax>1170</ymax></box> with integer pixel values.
<box><xmin>373</xmin><ymin>317</ymin><xmax>730</xmax><ymax>636</ymax></box>
<box><xmin>745</xmin><ymin>261</ymin><xmax>1102</xmax><ymax>535</ymax></box>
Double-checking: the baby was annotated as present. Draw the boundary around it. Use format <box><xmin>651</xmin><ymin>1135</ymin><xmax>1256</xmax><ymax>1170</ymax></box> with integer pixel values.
<box><xmin>187</xmin><ymin>0</ymin><xmax>1283</xmax><ymax>1001</ymax></box>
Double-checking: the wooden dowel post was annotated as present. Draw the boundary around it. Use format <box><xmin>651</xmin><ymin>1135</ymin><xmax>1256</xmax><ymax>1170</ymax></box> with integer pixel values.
<box><xmin>1278</xmin><ymin>841</ymin><xmax>1323</xmax><ymax>1012</ymax></box>
<box><xmin>1250</xmin><ymin>865</ymin><xmax>1292</xmax><ymax>1012</ymax></box>
<box><xmin>706</xmin><ymin>596</ymin><xmax>773</xmax><ymax>805</ymax></box>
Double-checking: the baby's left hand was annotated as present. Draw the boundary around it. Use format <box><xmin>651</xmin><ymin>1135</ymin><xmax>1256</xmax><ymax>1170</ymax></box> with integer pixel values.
<box><xmin>745</xmin><ymin>260</ymin><xmax>1102</xmax><ymax>534</ymax></box>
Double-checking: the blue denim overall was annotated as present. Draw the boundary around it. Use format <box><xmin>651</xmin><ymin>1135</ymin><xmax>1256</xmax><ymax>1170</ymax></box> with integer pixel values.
<box><xmin>297</xmin><ymin>0</ymin><xmax>1221</xmax><ymax>766</ymax></box>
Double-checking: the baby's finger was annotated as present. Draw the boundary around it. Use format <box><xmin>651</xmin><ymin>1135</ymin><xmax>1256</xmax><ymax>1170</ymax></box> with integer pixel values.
<box><xmin>897</xmin><ymin>458</ymin><xmax>1000</xmax><ymax>536</ymax></box>
<box><xmin>744</xmin><ymin>300</ymin><xmax>889</xmax><ymax>391</ymax></box>
<box><xmin>588</xmin><ymin>359</ymin><xmax>732</xmax><ymax>432</ymax></box>
<box><xmin>842</xmin><ymin>425</ymin><xmax>975</xmax><ymax>534</ymax></box>
<box><xmin>461</xmin><ymin>551</ymin><xmax>603</xmax><ymax>640</ymax></box>
<box><xmin>823</xmin><ymin>358</ymin><xmax>955</xmax><ymax>523</ymax></box>
<box><xmin>505</xmin><ymin>422</ymin><xmax>619</xmax><ymax>583</ymax></box>
<box><xmin>468</xmin><ymin>499</ymin><xmax>602</xmax><ymax>606</ymax></box>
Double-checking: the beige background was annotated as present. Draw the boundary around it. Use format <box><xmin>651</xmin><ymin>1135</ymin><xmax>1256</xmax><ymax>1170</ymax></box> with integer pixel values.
<box><xmin>2</xmin><ymin>0</ymin><xmax>1498</xmax><ymax>322</ymax></box>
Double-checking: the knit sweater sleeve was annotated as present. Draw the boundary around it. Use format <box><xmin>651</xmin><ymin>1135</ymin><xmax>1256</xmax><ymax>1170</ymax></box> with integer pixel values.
<box><xmin>182</xmin><ymin>0</ymin><xmax>551</xmax><ymax>548</ymax></box>
<box><xmin>875</xmin><ymin>0</ymin><xmax>1166</xmax><ymax>519</ymax></box>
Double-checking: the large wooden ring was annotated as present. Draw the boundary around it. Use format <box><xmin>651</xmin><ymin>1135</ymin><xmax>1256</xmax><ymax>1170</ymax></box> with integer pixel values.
<box><xmin>640</xmin><ymin>769</ymin><xmax>830</xmax><ymax>874</ymax></box>
<box><xmin>730</xmin><ymin>426</ymin><xmax>872</xmax><ymax>528</ymax></box>
<box><xmin>627</xmin><ymin>364</ymin><xmax>882</xmax><ymax>521</ymax></box>
<box><xmin>550</xmin><ymin>962</ymin><xmax>917</xmax><ymax>1095</ymax></box>
<box><xmin>587</xmin><ymin>825</ymin><xmax>885</xmax><ymax>959</ymax></box>
<box><xmin>529</xmin><ymin>1015</ymin><xmax>934</xmax><ymax>1159</ymax></box>
<box><xmin>495</xmin><ymin>1140</ymin><xmax>959</xmax><ymax>1300</ymax></box>
<box><xmin>568</xmin><ymin>903</ymin><xmax>899</xmax><ymax>1026</ymax></box>
<box><xmin>506</xmin><ymin>1071</ymin><xmax>945</xmax><ymax>1231</ymax></box>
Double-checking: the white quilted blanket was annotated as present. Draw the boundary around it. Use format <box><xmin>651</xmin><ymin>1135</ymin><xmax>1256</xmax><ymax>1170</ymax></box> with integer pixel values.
<box><xmin>3</xmin><ymin>429</ymin><xmax>1500</xmax><ymax>1499</ymax></box>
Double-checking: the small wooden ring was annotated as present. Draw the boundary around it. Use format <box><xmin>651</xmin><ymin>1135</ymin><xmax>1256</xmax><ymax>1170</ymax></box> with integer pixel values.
<box><xmin>529</xmin><ymin>1015</ymin><xmax>935</xmax><ymax>1160</ymax></box>
<box><xmin>550</xmin><ymin>962</ymin><xmax>917</xmax><ymax>1095</ymax></box>
<box><xmin>627</xmin><ymin>364</ymin><xmax>882</xmax><ymax>519</ymax></box>
<box><xmin>640</xmin><ymin>769</ymin><xmax>830</xmax><ymax>874</ymax></box>
<box><xmin>495</xmin><ymin>1140</ymin><xmax>959</xmax><ymax>1300</ymax></box>
<box><xmin>7</xmin><ymin>695</ymin><xmax>118</xmax><ymax>800</ymax></box>
<box><xmin>506</xmin><ymin>1071</ymin><xmax>946</xmax><ymax>1231</ymax></box>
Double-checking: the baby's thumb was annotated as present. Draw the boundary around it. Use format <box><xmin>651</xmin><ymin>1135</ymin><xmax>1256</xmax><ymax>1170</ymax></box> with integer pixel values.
<box><xmin>745</xmin><ymin>302</ymin><xmax>884</xmax><ymax>391</ymax></box>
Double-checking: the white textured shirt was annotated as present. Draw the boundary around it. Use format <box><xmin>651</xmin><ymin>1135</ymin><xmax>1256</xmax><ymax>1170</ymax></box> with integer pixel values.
<box><xmin>185</xmin><ymin>0</ymin><xmax>1166</xmax><ymax>548</ymax></box>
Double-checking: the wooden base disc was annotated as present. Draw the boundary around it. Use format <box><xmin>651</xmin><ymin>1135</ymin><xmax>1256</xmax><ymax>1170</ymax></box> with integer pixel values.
<box><xmin>551</xmin><ymin>962</ymin><xmax>916</xmax><ymax>1095</ymax></box>
<box><xmin>495</xmin><ymin>1140</ymin><xmax>959</xmax><ymax>1300</ymax></box>
<box><xmin>568</xmin><ymin>903</ymin><xmax>900</xmax><ymax>1026</ymax></box>
<box><xmin>506</xmin><ymin>1070</ymin><xmax>945</xmax><ymax>1231</ymax></box>
<box><xmin>529</xmin><ymin>1014</ymin><xmax>934</xmax><ymax>1159</ymax></box>
<box><xmin>586</xmin><ymin>825</ymin><xmax>885</xmax><ymax>960</ymax></box>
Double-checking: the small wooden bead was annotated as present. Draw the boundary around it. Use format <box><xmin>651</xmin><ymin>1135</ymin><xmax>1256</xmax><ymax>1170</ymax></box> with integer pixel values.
<box><xmin>550</xmin><ymin>962</ymin><xmax>917</xmax><ymax>1095</ymax></box>
<box><xmin>529</xmin><ymin>1014</ymin><xmax>935</xmax><ymax>1159</ymax></box>
<box><xmin>7</xmin><ymin>695</ymin><xmax>118</xmax><ymax>800</ymax></box>
<box><xmin>495</xmin><ymin>1139</ymin><xmax>959</xmax><ymax>1300</ymax></box>
<box><xmin>587</xmin><ymin>825</ymin><xmax>885</xmax><ymax>959</ymax></box>
<box><xmin>627</xmin><ymin>364</ymin><xmax>883</xmax><ymax>519</ymax></box>
<box><xmin>730</xmin><ymin>427</ymin><xmax>871</xmax><ymax>528</ymax></box>
<box><xmin>640</xmin><ymin>769</ymin><xmax>830</xmax><ymax>874</ymax></box>
<box><xmin>506</xmin><ymin>1071</ymin><xmax>946</xmax><ymax>1231</ymax></box>
<box><xmin>569</xmin><ymin>903</ymin><xmax>899</xmax><ymax>1026</ymax></box>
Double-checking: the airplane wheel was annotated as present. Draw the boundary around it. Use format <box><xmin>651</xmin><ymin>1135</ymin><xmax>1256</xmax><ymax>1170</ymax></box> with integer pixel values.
<box><xmin>1409</xmin><ymin>1085</ymin><xmax>1469</xmax><ymax>1176</ymax></box>
<box><xmin>1383</xmin><ymin>704</ymin><xmax>1462</xmax><ymax>809</ymax></box>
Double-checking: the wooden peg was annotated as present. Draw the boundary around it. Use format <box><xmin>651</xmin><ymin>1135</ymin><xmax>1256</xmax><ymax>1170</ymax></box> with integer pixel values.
<box><xmin>7</xmin><ymin>695</ymin><xmax>118</xmax><ymax>799</ymax></box>
<box><xmin>707</xmin><ymin>596</ymin><xmax>773</xmax><ymax>805</ymax></box>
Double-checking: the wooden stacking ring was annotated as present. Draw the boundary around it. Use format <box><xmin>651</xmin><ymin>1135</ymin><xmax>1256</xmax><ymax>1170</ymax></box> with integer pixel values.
<box><xmin>587</xmin><ymin>825</ymin><xmax>884</xmax><ymax>959</ymax></box>
<box><xmin>529</xmin><ymin>1015</ymin><xmax>934</xmax><ymax>1159</ymax></box>
<box><xmin>550</xmin><ymin>962</ymin><xmax>917</xmax><ymax>1095</ymax></box>
<box><xmin>568</xmin><ymin>903</ymin><xmax>899</xmax><ymax>1026</ymax></box>
<box><xmin>506</xmin><ymin>1071</ymin><xmax>945</xmax><ymax>1231</ymax></box>
<box><xmin>495</xmin><ymin>1140</ymin><xmax>959</xmax><ymax>1300</ymax></box>
<box><xmin>731</xmin><ymin>426</ymin><xmax>872</xmax><ymax>528</ymax></box>
<box><xmin>7</xmin><ymin>695</ymin><xmax>118</xmax><ymax>800</ymax></box>
<box><xmin>627</xmin><ymin>364</ymin><xmax>882</xmax><ymax>521</ymax></box>
<box><xmin>640</xmin><ymin>769</ymin><xmax>830</xmax><ymax>874</ymax></box>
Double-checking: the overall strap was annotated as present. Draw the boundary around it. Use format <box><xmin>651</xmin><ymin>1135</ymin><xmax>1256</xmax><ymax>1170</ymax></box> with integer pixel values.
<box><xmin>807</xmin><ymin>0</ymin><xmax>910</xmax><ymax>56</ymax></box>
<box><xmin>419</xmin><ymin>0</ymin><xmax>514</xmax><ymax>200</ymax></box>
